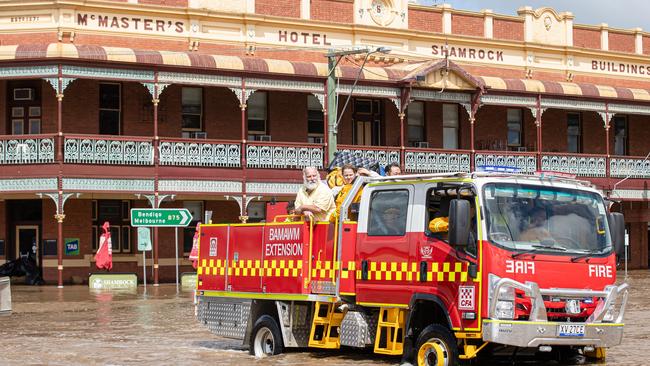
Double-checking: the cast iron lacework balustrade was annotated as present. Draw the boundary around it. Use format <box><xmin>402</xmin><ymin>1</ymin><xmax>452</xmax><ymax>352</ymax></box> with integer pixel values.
<box><xmin>64</xmin><ymin>137</ymin><xmax>153</xmax><ymax>165</ymax></box>
<box><xmin>158</xmin><ymin>141</ymin><xmax>241</xmax><ymax>167</ymax></box>
<box><xmin>337</xmin><ymin>147</ymin><xmax>400</xmax><ymax>168</ymax></box>
<box><xmin>246</xmin><ymin>144</ymin><xmax>323</xmax><ymax>169</ymax></box>
<box><xmin>0</xmin><ymin>136</ymin><xmax>55</xmax><ymax>164</ymax></box>
<box><xmin>541</xmin><ymin>155</ymin><xmax>606</xmax><ymax>177</ymax></box>
<box><xmin>610</xmin><ymin>157</ymin><xmax>650</xmax><ymax>178</ymax></box>
<box><xmin>404</xmin><ymin>150</ymin><xmax>471</xmax><ymax>173</ymax></box>
<box><xmin>474</xmin><ymin>152</ymin><xmax>537</xmax><ymax>174</ymax></box>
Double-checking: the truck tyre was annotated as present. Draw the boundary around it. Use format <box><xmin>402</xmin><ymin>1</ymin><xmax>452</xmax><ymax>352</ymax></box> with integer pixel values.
<box><xmin>249</xmin><ymin>315</ymin><xmax>284</xmax><ymax>358</ymax></box>
<box><xmin>414</xmin><ymin>324</ymin><xmax>458</xmax><ymax>366</ymax></box>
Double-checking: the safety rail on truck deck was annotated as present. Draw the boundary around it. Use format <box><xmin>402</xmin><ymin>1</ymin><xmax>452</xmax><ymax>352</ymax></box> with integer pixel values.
<box><xmin>489</xmin><ymin>277</ymin><xmax>629</xmax><ymax>323</ymax></box>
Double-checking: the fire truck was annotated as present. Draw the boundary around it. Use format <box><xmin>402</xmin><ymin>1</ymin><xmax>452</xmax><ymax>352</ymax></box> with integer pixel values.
<box><xmin>195</xmin><ymin>172</ymin><xmax>628</xmax><ymax>365</ymax></box>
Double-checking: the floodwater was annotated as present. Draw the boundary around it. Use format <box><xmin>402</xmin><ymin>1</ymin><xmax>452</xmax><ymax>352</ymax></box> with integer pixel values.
<box><xmin>0</xmin><ymin>271</ymin><xmax>647</xmax><ymax>366</ymax></box>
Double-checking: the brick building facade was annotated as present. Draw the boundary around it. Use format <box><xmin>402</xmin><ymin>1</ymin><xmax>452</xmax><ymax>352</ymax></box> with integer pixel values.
<box><xmin>1</xmin><ymin>0</ymin><xmax>650</xmax><ymax>286</ymax></box>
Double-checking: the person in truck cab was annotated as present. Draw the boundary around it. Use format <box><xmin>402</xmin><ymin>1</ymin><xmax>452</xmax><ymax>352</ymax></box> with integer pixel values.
<box><xmin>294</xmin><ymin>166</ymin><xmax>336</xmax><ymax>222</ymax></box>
<box><xmin>519</xmin><ymin>206</ymin><xmax>552</xmax><ymax>242</ymax></box>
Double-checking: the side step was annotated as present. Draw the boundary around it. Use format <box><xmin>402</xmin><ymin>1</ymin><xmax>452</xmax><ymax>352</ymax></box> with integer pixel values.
<box><xmin>374</xmin><ymin>307</ymin><xmax>406</xmax><ymax>355</ymax></box>
<box><xmin>308</xmin><ymin>302</ymin><xmax>344</xmax><ymax>349</ymax></box>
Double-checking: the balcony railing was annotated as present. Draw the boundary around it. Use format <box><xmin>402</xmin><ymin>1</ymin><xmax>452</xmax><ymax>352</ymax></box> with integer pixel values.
<box><xmin>475</xmin><ymin>151</ymin><xmax>537</xmax><ymax>174</ymax></box>
<box><xmin>0</xmin><ymin>135</ymin><xmax>55</xmax><ymax>164</ymax></box>
<box><xmin>159</xmin><ymin>139</ymin><xmax>241</xmax><ymax>168</ymax></box>
<box><xmin>541</xmin><ymin>153</ymin><xmax>606</xmax><ymax>177</ymax></box>
<box><xmin>338</xmin><ymin>145</ymin><xmax>401</xmax><ymax>168</ymax></box>
<box><xmin>610</xmin><ymin>156</ymin><xmax>650</xmax><ymax>178</ymax></box>
<box><xmin>246</xmin><ymin>142</ymin><xmax>323</xmax><ymax>169</ymax></box>
<box><xmin>405</xmin><ymin>148</ymin><xmax>471</xmax><ymax>173</ymax></box>
<box><xmin>64</xmin><ymin>135</ymin><xmax>153</xmax><ymax>165</ymax></box>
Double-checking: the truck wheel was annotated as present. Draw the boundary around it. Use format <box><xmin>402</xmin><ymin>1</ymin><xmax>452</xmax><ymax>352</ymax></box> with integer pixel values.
<box><xmin>250</xmin><ymin>315</ymin><xmax>284</xmax><ymax>358</ymax></box>
<box><xmin>415</xmin><ymin>324</ymin><xmax>458</xmax><ymax>366</ymax></box>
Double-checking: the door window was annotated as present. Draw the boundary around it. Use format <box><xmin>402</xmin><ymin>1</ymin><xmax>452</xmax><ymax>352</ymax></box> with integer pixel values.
<box><xmin>368</xmin><ymin>190</ymin><xmax>409</xmax><ymax>236</ymax></box>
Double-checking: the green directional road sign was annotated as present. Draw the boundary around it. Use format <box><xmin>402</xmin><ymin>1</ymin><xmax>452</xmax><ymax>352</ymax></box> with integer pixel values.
<box><xmin>130</xmin><ymin>208</ymin><xmax>192</xmax><ymax>227</ymax></box>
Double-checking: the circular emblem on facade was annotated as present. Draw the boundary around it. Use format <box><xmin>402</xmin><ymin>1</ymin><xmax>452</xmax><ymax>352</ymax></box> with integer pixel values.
<box><xmin>369</xmin><ymin>0</ymin><xmax>395</xmax><ymax>27</ymax></box>
<box><xmin>544</xmin><ymin>15</ymin><xmax>552</xmax><ymax>31</ymax></box>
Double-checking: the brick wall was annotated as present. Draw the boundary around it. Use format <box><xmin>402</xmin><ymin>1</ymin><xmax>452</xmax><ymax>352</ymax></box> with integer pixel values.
<box><xmin>408</xmin><ymin>8</ymin><xmax>442</xmax><ymax>33</ymax></box>
<box><xmin>451</xmin><ymin>14</ymin><xmax>483</xmax><ymax>37</ymax></box>
<box><xmin>609</xmin><ymin>32</ymin><xmax>635</xmax><ymax>53</ymax></box>
<box><xmin>644</xmin><ymin>36</ymin><xmax>650</xmax><ymax>55</ymax></box>
<box><xmin>573</xmin><ymin>28</ymin><xmax>601</xmax><ymax>49</ymax></box>
<box><xmin>205</xmin><ymin>87</ymin><xmax>241</xmax><ymax>140</ymax></box>
<box><xmin>311</xmin><ymin>0</ymin><xmax>353</xmax><ymax>24</ymax></box>
<box><xmin>256</xmin><ymin>0</ymin><xmax>300</xmax><ymax>18</ymax></box>
<box><xmin>582</xmin><ymin>112</ymin><xmax>606</xmax><ymax>154</ymax></box>
<box><xmin>138</xmin><ymin>0</ymin><xmax>188</xmax><ymax>6</ymax></box>
<box><xmin>269</xmin><ymin>91</ymin><xmax>308</xmax><ymax>142</ymax></box>
<box><xmin>493</xmin><ymin>18</ymin><xmax>524</xmax><ymax>41</ymax></box>
<box><xmin>0</xmin><ymin>80</ymin><xmax>5</xmax><ymax>135</ymax></box>
<box><xmin>384</xmin><ymin>100</ymin><xmax>400</xmax><ymax>146</ymax></box>
<box><xmin>61</xmin><ymin>79</ymin><xmax>99</xmax><ymax>134</ymax></box>
<box><xmin>425</xmin><ymin>101</ymin><xmax>442</xmax><ymax>148</ymax></box>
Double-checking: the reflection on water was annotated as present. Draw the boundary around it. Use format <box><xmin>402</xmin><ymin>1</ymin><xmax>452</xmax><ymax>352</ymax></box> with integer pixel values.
<box><xmin>0</xmin><ymin>271</ymin><xmax>647</xmax><ymax>365</ymax></box>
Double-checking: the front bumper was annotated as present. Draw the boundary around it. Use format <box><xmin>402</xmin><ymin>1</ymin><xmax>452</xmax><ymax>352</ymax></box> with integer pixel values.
<box><xmin>482</xmin><ymin>319</ymin><xmax>624</xmax><ymax>347</ymax></box>
<box><xmin>484</xmin><ymin>279</ymin><xmax>628</xmax><ymax>348</ymax></box>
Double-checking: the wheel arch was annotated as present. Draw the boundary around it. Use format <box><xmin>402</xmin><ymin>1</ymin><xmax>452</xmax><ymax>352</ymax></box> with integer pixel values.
<box><xmin>244</xmin><ymin>299</ymin><xmax>281</xmax><ymax>347</ymax></box>
<box><xmin>407</xmin><ymin>293</ymin><xmax>454</xmax><ymax>339</ymax></box>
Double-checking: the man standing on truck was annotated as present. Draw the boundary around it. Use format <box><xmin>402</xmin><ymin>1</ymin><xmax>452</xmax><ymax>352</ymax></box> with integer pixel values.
<box><xmin>295</xmin><ymin>166</ymin><xmax>336</xmax><ymax>222</ymax></box>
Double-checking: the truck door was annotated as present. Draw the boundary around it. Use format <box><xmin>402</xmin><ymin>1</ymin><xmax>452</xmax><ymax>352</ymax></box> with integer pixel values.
<box><xmin>355</xmin><ymin>185</ymin><xmax>414</xmax><ymax>306</ymax></box>
<box><xmin>410</xmin><ymin>184</ymin><xmax>480</xmax><ymax>330</ymax></box>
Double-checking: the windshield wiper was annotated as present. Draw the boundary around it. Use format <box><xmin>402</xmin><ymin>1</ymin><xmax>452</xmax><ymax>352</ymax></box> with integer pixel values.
<box><xmin>571</xmin><ymin>250</ymin><xmax>598</xmax><ymax>262</ymax></box>
<box><xmin>512</xmin><ymin>243</ymin><xmax>567</xmax><ymax>259</ymax></box>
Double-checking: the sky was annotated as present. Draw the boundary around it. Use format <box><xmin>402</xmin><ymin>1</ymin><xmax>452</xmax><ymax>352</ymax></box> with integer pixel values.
<box><xmin>418</xmin><ymin>0</ymin><xmax>650</xmax><ymax>31</ymax></box>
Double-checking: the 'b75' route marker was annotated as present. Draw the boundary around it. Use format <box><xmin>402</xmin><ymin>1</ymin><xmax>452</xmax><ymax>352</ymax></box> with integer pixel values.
<box><xmin>130</xmin><ymin>208</ymin><xmax>192</xmax><ymax>227</ymax></box>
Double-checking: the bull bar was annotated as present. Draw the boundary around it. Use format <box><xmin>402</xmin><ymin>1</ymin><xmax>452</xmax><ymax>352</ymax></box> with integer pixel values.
<box><xmin>483</xmin><ymin>277</ymin><xmax>629</xmax><ymax>348</ymax></box>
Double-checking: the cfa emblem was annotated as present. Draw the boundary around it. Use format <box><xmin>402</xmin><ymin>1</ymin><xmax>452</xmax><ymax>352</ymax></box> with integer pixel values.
<box><xmin>420</xmin><ymin>245</ymin><xmax>433</xmax><ymax>259</ymax></box>
<box><xmin>459</xmin><ymin>286</ymin><xmax>475</xmax><ymax>310</ymax></box>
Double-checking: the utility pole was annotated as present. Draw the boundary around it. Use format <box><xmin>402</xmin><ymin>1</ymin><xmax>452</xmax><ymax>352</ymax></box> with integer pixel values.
<box><xmin>325</xmin><ymin>47</ymin><xmax>391</xmax><ymax>163</ymax></box>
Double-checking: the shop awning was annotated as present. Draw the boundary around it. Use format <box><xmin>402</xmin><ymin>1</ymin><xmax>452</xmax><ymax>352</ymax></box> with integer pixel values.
<box><xmin>0</xmin><ymin>43</ymin><xmax>406</xmax><ymax>82</ymax></box>
<box><xmin>479</xmin><ymin>76</ymin><xmax>650</xmax><ymax>102</ymax></box>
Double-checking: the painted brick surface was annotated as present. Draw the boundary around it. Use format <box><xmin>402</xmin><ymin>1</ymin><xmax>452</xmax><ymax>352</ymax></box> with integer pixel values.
<box><xmin>408</xmin><ymin>8</ymin><xmax>442</xmax><ymax>33</ymax></box>
<box><xmin>138</xmin><ymin>0</ymin><xmax>188</xmax><ymax>6</ymax></box>
<box><xmin>451</xmin><ymin>14</ymin><xmax>483</xmax><ymax>37</ymax></box>
<box><xmin>493</xmin><ymin>18</ymin><xmax>524</xmax><ymax>41</ymax></box>
<box><xmin>256</xmin><ymin>0</ymin><xmax>301</xmax><ymax>18</ymax></box>
<box><xmin>573</xmin><ymin>28</ymin><xmax>601</xmax><ymax>49</ymax></box>
<box><xmin>311</xmin><ymin>0</ymin><xmax>353</xmax><ymax>24</ymax></box>
<box><xmin>608</xmin><ymin>32</ymin><xmax>635</xmax><ymax>53</ymax></box>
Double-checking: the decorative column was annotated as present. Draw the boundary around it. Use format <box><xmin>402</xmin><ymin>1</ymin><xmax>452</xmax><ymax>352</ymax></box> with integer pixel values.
<box><xmin>240</xmin><ymin>80</ymin><xmax>249</xmax><ymax>223</ymax></box>
<box><xmin>153</xmin><ymin>74</ymin><xmax>161</xmax><ymax>286</ymax></box>
<box><xmin>55</xmin><ymin>209</ymin><xmax>65</xmax><ymax>287</ymax></box>
<box><xmin>469</xmin><ymin>90</ymin><xmax>483</xmax><ymax>172</ymax></box>
<box><xmin>323</xmin><ymin>83</ymin><xmax>329</xmax><ymax>167</ymax></box>
<box><xmin>56</xmin><ymin>64</ymin><xmax>64</xmax><ymax>288</ymax></box>
<box><xmin>535</xmin><ymin>94</ymin><xmax>543</xmax><ymax>170</ymax></box>
<box><xmin>604</xmin><ymin>103</ymin><xmax>611</xmax><ymax>180</ymax></box>
<box><xmin>399</xmin><ymin>111</ymin><xmax>405</xmax><ymax>172</ymax></box>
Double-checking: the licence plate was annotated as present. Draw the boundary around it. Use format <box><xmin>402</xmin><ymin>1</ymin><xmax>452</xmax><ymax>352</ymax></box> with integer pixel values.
<box><xmin>558</xmin><ymin>324</ymin><xmax>585</xmax><ymax>337</ymax></box>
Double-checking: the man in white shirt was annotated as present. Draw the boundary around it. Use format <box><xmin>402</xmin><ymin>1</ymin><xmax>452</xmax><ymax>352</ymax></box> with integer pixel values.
<box><xmin>295</xmin><ymin>166</ymin><xmax>336</xmax><ymax>222</ymax></box>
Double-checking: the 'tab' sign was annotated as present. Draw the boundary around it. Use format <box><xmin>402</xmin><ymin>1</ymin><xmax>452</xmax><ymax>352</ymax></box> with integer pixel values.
<box><xmin>131</xmin><ymin>208</ymin><xmax>192</xmax><ymax>227</ymax></box>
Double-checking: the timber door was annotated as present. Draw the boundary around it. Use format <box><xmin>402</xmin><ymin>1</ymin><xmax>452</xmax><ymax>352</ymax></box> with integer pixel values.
<box><xmin>16</xmin><ymin>225</ymin><xmax>39</xmax><ymax>265</ymax></box>
<box><xmin>353</xmin><ymin>99</ymin><xmax>382</xmax><ymax>146</ymax></box>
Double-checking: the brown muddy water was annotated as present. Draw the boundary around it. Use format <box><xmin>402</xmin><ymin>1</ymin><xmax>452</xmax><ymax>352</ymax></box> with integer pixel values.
<box><xmin>0</xmin><ymin>271</ymin><xmax>647</xmax><ymax>366</ymax></box>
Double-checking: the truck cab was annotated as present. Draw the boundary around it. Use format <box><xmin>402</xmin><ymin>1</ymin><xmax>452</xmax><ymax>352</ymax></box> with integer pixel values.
<box><xmin>195</xmin><ymin>172</ymin><xmax>628</xmax><ymax>365</ymax></box>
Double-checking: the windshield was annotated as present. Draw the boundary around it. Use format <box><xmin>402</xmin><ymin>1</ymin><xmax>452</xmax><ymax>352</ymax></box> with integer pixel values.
<box><xmin>482</xmin><ymin>183</ymin><xmax>612</xmax><ymax>255</ymax></box>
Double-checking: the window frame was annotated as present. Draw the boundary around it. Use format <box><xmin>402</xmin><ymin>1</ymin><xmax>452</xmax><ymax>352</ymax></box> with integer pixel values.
<box><xmin>247</xmin><ymin>91</ymin><xmax>268</xmax><ymax>137</ymax></box>
<box><xmin>367</xmin><ymin>189</ymin><xmax>410</xmax><ymax>237</ymax></box>
<box><xmin>506</xmin><ymin>108</ymin><xmax>523</xmax><ymax>149</ymax></box>
<box><xmin>613</xmin><ymin>115</ymin><xmax>628</xmax><ymax>156</ymax></box>
<box><xmin>99</xmin><ymin>82</ymin><xmax>121</xmax><ymax>135</ymax></box>
<box><xmin>407</xmin><ymin>101</ymin><xmax>425</xmax><ymax>146</ymax></box>
<box><xmin>307</xmin><ymin>94</ymin><xmax>324</xmax><ymax>139</ymax></box>
<box><xmin>442</xmin><ymin>103</ymin><xmax>459</xmax><ymax>149</ymax></box>
<box><xmin>181</xmin><ymin>87</ymin><xmax>203</xmax><ymax>132</ymax></box>
<box><xmin>567</xmin><ymin>112</ymin><xmax>582</xmax><ymax>154</ymax></box>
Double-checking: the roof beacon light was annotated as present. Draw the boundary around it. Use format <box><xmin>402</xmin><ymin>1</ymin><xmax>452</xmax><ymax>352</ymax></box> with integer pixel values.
<box><xmin>477</xmin><ymin>165</ymin><xmax>521</xmax><ymax>174</ymax></box>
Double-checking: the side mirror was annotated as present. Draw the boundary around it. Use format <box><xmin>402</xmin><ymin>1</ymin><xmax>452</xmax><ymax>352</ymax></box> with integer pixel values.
<box><xmin>608</xmin><ymin>212</ymin><xmax>625</xmax><ymax>258</ymax></box>
<box><xmin>449</xmin><ymin>199</ymin><xmax>470</xmax><ymax>247</ymax></box>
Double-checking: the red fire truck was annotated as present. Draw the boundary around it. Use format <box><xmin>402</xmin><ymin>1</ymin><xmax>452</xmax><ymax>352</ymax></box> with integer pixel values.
<box><xmin>195</xmin><ymin>172</ymin><xmax>628</xmax><ymax>365</ymax></box>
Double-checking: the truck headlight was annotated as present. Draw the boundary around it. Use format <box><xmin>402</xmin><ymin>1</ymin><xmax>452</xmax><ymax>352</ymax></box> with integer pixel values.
<box><xmin>489</xmin><ymin>274</ymin><xmax>516</xmax><ymax>319</ymax></box>
<box><xmin>496</xmin><ymin>286</ymin><xmax>515</xmax><ymax>319</ymax></box>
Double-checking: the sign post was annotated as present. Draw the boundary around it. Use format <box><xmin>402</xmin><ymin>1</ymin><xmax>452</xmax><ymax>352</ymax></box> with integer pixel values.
<box><xmin>131</xmin><ymin>208</ymin><xmax>192</xmax><ymax>292</ymax></box>
<box><xmin>137</xmin><ymin>227</ymin><xmax>152</xmax><ymax>292</ymax></box>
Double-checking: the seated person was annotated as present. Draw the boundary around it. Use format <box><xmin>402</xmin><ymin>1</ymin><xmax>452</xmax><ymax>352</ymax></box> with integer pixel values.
<box><xmin>376</xmin><ymin>207</ymin><xmax>403</xmax><ymax>236</ymax></box>
<box><xmin>519</xmin><ymin>207</ymin><xmax>552</xmax><ymax>242</ymax></box>
<box><xmin>428</xmin><ymin>196</ymin><xmax>451</xmax><ymax>240</ymax></box>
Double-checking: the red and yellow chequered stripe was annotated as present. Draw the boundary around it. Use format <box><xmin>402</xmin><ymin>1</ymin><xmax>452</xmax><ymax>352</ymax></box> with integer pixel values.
<box><xmin>200</xmin><ymin>259</ymin><xmax>478</xmax><ymax>283</ymax></box>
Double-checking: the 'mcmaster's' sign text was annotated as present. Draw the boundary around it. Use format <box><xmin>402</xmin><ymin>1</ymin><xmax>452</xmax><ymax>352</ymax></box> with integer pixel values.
<box><xmin>77</xmin><ymin>13</ymin><xmax>185</xmax><ymax>33</ymax></box>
